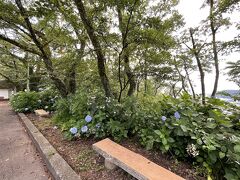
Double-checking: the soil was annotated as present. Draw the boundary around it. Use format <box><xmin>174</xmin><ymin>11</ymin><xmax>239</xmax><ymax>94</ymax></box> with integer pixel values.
<box><xmin>27</xmin><ymin>113</ymin><xmax>205</xmax><ymax>180</ymax></box>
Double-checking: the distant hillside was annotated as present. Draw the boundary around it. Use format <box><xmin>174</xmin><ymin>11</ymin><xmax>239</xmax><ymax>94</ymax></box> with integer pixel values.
<box><xmin>221</xmin><ymin>90</ymin><xmax>240</xmax><ymax>95</ymax></box>
<box><xmin>216</xmin><ymin>90</ymin><xmax>240</xmax><ymax>97</ymax></box>
<box><xmin>216</xmin><ymin>90</ymin><xmax>240</xmax><ymax>106</ymax></box>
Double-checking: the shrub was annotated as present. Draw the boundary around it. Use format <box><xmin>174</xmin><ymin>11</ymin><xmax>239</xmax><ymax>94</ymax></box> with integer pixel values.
<box><xmin>10</xmin><ymin>91</ymin><xmax>40</xmax><ymax>112</ymax></box>
<box><xmin>132</xmin><ymin>94</ymin><xmax>240</xmax><ymax>179</ymax></box>
<box><xmin>53</xmin><ymin>91</ymin><xmax>240</xmax><ymax>179</ymax></box>
<box><xmin>53</xmin><ymin>90</ymin><xmax>134</xmax><ymax>141</ymax></box>
<box><xmin>10</xmin><ymin>89</ymin><xmax>59</xmax><ymax>113</ymax></box>
<box><xmin>38</xmin><ymin>89</ymin><xmax>59</xmax><ymax>112</ymax></box>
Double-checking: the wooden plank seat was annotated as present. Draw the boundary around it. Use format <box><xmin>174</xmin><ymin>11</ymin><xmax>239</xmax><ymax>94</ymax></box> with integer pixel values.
<box><xmin>34</xmin><ymin>109</ymin><xmax>49</xmax><ymax>118</ymax></box>
<box><xmin>93</xmin><ymin>138</ymin><xmax>184</xmax><ymax>180</ymax></box>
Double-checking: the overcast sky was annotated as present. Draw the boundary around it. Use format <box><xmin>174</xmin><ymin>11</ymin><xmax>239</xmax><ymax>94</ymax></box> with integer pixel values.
<box><xmin>177</xmin><ymin>0</ymin><xmax>239</xmax><ymax>94</ymax></box>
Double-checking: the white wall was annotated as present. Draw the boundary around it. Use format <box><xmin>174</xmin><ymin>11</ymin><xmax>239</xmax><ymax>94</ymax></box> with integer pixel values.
<box><xmin>0</xmin><ymin>89</ymin><xmax>9</xmax><ymax>99</ymax></box>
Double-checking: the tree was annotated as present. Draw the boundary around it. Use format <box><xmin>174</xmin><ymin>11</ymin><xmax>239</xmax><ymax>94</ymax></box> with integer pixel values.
<box><xmin>126</xmin><ymin>0</ymin><xmax>183</xmax><ymax>96</ymax></box>
<box><xmin>0</xmin><ymin>0</ymin><xmax>68</xmax><ymax>96</ymax></box>
<box><xmin>175</xmin><ymin>54</ymin><xmax>197</xmax><ymax>99</ymax></box>
<box><xmin>73</xmin><ymin>0</ymin><xmax>112</xmax><ymax>97</ymax></box>
<box><xmin>0</xmin><ymin>0</ymin><xmax>90</xmax><ymax>96</ymax></box>
<box><xmin>208</xmin><ymin>0</ymin><xmax>220</xmax><ymax>97</ymax></box>
<box><xmin>226</xmin><ymin>60</ymin><xmax>240</xmax><ymax>88</ymax></box>
<box><xmin>116</xmin><ymin>0</ymin><xmax>138</xmax><ymax>100</ymax></box>
<box><xmin>182</xmin><ymin>28</ymin><xmax>208</xmax><ymax>104</ymax></box>
<box><xmin>203</xmin><ymin>0</ymin><xmax>237</xmax><ymax>97</ymax></box>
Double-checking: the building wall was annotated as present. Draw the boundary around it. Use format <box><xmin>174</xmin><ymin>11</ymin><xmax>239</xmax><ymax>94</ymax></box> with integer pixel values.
<box><xmin>0</xmin><ymin>89</ymin><xmax>10</xmax><ymax>99</ymax></box>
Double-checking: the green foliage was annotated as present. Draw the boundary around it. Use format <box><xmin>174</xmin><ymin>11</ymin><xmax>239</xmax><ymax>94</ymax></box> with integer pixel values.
<box><xmin>226</xmin><ymin>60</ymin><xmax>240</xmax><ymax>88</ymax></box>
<box><xmin>54</xmin><ymin>91</ymin><xmax>240</xmax><ymax>179</ymax></box>
<box><xmin>10</xmin><ymin>89</ymin><xmax>59</xmax><ymax>113</ymax></box>
<box><xmin>38</xmin><ymin>89</ymin><xmax>59</xmax><ymax>112</ymax></box>
<box><xmin>2</xmin><ymin>0</ymin><xmax>240</xmax><ymax>179</ymax></box>
<box><xmin>132</xmin><ymin>94</ymin><xmax>240</xmax><ymax>179</ymax></box>
<box><xmin>10</xmin><ymin>91</ymin><xmax>40</xmax><ymax>112</ymax></box>
<box><xmin>54</xmin><ymin>89</ymin><xmax>134</xmax><ymax>141</ymax></box>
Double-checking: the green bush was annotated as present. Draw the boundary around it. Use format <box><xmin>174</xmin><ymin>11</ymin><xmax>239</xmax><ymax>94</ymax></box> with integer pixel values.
<box><xmin>53</xmin><ymin>91</ymin><xmax>240</xmax><ymax>179</ymax></box>
<box><xmin>10</xmin><ymin>91</ymin><xmax>40</xmax><ymax>112</ymax></box>
<box><xmin>10</xmin><ymin>89</ymin><xmax>59</xmax><ymax>113</ymax></box>
<box><xmin>132</xmin><ymin>94</ymin><xmax>240</xmax><ymax>179</ymax></box>
<box><xmin>38</xmin><ymin>89</ymin><xmax>59</xmax><ymax>112</ymax></box>
<box><xmin>53</xmin><ymin>90</ymin><xmax>134</xmax><ymax>141</ymax></box>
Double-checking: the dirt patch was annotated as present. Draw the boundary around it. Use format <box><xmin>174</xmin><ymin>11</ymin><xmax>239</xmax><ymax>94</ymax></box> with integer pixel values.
<box><xmin>27</xmin><ymin>113</ymin><xmax>205</xmax><ymax>180</ymax></box>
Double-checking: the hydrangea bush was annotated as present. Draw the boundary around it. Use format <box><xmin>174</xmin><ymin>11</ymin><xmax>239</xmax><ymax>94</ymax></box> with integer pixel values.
<box><xmin>38</xmin><ymin>90</ymin><xmax>59</xmax><ymax>112</ymax></box>
<box><xmin>10</xmin><ymin>91</ymin><xmax>40</xmax><ymax>112</ymax></box>
<box><xmin>133</xmin><ymin>94</ymin><xmax>240</xmax><ymax>179</ymax></box>
<box><xmin>10</xmin><ymin>89</ymin><xmax>59</xmax><ymax>113</ymax></box>
<box><xmin>53</xmin><ymin>91</ymin><xmax>240</xmax><ymax>179</ymax></box>
<box><xmin>53</xmin><ymin>90</ymin><xmax>133</xmax><ymax>141</ymax></box>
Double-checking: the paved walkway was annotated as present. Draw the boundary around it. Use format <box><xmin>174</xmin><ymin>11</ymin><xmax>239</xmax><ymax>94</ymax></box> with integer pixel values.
<box><xmin>0</xmin><ymin>101</ymin><xmax>50</xmax><ymax>180</ymax></box>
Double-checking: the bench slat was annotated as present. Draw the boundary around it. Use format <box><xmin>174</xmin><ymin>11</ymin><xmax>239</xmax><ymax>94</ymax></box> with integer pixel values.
<box><xmin>93</xmin><ymin>138</ymin><xmax>184</xmax><ymax>180</ymax></box>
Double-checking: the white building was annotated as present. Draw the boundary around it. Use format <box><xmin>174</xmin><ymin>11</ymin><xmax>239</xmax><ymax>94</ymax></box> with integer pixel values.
<box><xmin>0</xmin><ymin>80</ymin><xmax>15</xmax><ymax>100</ymax></box>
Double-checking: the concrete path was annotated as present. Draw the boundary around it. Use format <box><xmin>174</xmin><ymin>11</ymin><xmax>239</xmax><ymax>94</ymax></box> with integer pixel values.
<box><xmin>0</xmin><ymin>101</ymin><xmax>50</xmax><ymax>180</ymax></box>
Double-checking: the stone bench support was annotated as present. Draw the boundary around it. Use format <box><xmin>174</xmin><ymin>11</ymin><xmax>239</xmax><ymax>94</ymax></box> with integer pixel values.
<box><xmin>34</xmin><ymin>109</ymin><xmax>49</xmax><ymax>118</ymax></box>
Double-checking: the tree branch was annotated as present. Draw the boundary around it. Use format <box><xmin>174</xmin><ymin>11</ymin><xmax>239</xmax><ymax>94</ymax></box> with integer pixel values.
<box><xmin>0</xmin><ymin>34</ymin><xmax>41</xmax><ymax>56</ymax></box>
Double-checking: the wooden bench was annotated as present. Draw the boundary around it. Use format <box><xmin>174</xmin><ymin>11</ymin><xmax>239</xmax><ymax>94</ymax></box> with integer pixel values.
<box><xmin>34</xmin><ymin>109</ymin><xmax>49</xmax><ymax>118</ymax></box>
<box><xmin>93</xmin><ymin>138</ymin><xmax>184</xmax><ymax>180</ymax></box>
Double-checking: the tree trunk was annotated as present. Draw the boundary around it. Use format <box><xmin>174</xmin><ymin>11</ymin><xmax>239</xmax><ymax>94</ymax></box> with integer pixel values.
<box><xmin>13</xmin><ymin>60</ymin><xmax>22</xmax><ymax>91</ymax></box>
<box><xmin>172</xmin><ymin>84</ymin><xmax>177</xmax><ymax>98</ymax></box>
<box><xmin>117</xmin><ymin>6</ymin><xmax>136</xmax><ymax>97</ymax></box>
<box><xmin>74</xmin><ymin>0</ymin><xmax>112</xmax><ymax>97</ymax></box>
<box><xmin>68</xmin><ymin>40</ymin><xmax>86</xmax><ymax>94</ymax></box>
<box><xmin>26</xmin><ymin>61</ymin><xmax>30</xmax><ymax>91</ymax></box>
<box><xmin>174</xmin><ymin>59</ymin><xmax>188</xmax><ymax>93</ymax></box>
<box><xmin>189</xmin><ymin>29</ymin><xmax>206</xmax><ymax>104</ymax></box>
<box><xmin>15</xmin><ymin>0</ymin><xmax>68</xmax><ymax>97</ymax></box>
<box><xmin>144</xmin><ymin>59</ymin><xmax>147</xmax><ymax>94</ymax></box>
<box><xmin>68</xmin><ymin>70</ymin><xmax>76</xmax><ymax>94</ymax></box>
<box><xmin>29</xmin><ymin>66</ymin><xmax>41</xmax><ymax>91</ymax></box>
<box><xmin>124</xmin><ymin>54</ymin><xmax>136</xmax><ymax>96</ymax></box>
<box><xmin>183</xmin><ymin>59</ymin><xmax>196</xmax><ymax>99</ymax></box>
<box><xmin>210</xmin><ymin>0</ymin><xmax>219</xmax><ymax>98</ymax></box>
<box><xmin>56</xmin><ymin>2</ymin><xmax>87</xmax><ymax>95</ymax></box>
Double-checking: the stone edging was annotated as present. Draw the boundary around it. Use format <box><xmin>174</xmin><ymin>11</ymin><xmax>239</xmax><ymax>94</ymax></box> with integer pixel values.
<box><xmin>18</xmin><ymin>113</ymin><xmax>81</xmax><ymax>180</ymax></box>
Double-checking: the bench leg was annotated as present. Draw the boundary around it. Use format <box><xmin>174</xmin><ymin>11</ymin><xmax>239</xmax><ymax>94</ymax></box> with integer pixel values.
<box><xmin>105</xmin><ymin>158</ymin><xmax>117</xmax><ymax>170</ymax></box>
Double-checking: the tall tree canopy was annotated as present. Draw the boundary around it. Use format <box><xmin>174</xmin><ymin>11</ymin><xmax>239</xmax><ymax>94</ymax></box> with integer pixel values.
<box><xmin>0</xmin><ymin>0</ymin><xmax>239</xmax><ymax>102</ymax></box>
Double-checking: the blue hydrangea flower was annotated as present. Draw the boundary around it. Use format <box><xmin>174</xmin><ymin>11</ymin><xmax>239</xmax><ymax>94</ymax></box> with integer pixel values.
<box><xmin>85</xmin><ymin>115</ymin><xmax>92</xmax><ymax>123</ymax></box>
<box><xmin>96</xmin><ymin>123</ymin><xmax>101</xmax><ymax>129</ymax></box>
<box><xmin>174</xmin><ymin>111</ymin><xmax>181</xmax><ymax>120</ymax></box>
<box><xmin>70</xmin><ymin>127</ymin><xmax>78</xmax><ymax>134</ymax></box>
<box><xmin>81</xmin><ymin>125</ymin><xmax>88</xmax><ymax>133</ymax></box>
<box><xmin>161</xmin><ymin>116</ymin><xmax>167</xmax><ymax>121</ymax></box>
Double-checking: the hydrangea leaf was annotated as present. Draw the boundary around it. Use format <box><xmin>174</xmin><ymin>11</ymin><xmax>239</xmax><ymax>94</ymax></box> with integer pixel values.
<box><xmin>234</xmin><ymin>145</ymin><xmax>240</xmax><ymax>153</ymax></box>
<box><xmin>219</xmin><ymin>152</ymin><xmax>225</xmax><ymax>159</ymax></box>
<box><xmin>180</xmin><ymin>125</ymin><xmax>188</xmax><ymax>132</ymax></box>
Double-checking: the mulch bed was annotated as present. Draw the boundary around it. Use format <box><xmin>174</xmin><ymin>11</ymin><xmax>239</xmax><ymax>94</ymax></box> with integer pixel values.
<box><xmin>26</xmin><ymin>113</ymin><xmax>205</xmax><ymax>180</ymax></box>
